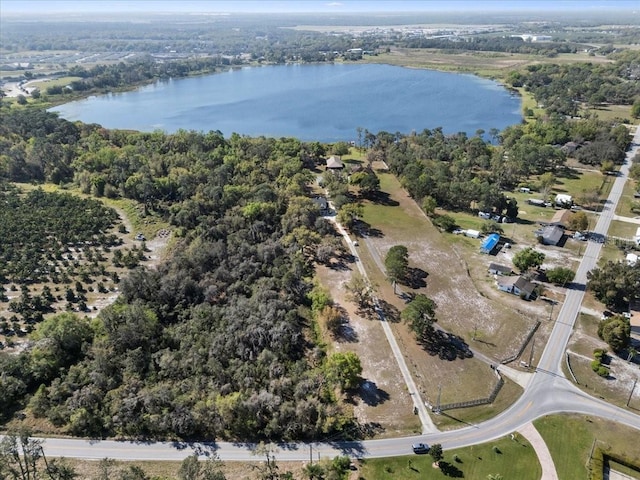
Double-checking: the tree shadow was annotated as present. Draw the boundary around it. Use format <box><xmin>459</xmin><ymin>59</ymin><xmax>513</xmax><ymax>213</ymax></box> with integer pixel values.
<box><xmin>419</xmin><ymin>330</ymin><xmax>474</xmax><ymax>361</ymax></box>
<box><xmin>337</xmin><ymin>321</ymin><xmax>359</xmax><ymax>343</ymax></box>
<box><xmin>357</xmin><ymin>422</ymin><xmax>385</xmax><ymax>439</ymax></box>
<box><xmin>369</xmin><ymin>191</ymin><xmax>399</xmax><ymax>207</ymax></box>
<box><xmin>355</xmin><ymin>220</ymin><xmax>384</xmax><ymax>238</ymax></box>
<box><xmin>376</xmin><ymin>299</ymin><xmax>400</xmax><ymax>323</ymax></box>
<box><xmin>358</xmin><ymin>380</ymin><xmax>390</xmax><ymax>406</ymax></box>
<box><xmin>399</xmin><ymin>291</ymin><xmax>415</xmax><ymax>303</ymax></box>
<box><xmin>403</xmin><ymin>267</ymin><xmax>428</xmax><ymax>289</ymax></box>
<box><xmin>556</xmin><ymin>166</ymin><xmax>581</xmax><ymax>180</ymax></box>
<box><xmin>439</xmin><ymin>461</ymin><xmax>464</xmax><ymax>478</ymax></box>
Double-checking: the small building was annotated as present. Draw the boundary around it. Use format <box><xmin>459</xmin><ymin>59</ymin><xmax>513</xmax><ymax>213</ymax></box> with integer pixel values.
<box><xmin>540</xmin><ymin>225</ymin><xmax>564</xmax><ymax>246</ymax></box>
<box><xmin>326</xmin><ymin>156</ymin><xmax>344</xmax><ymax>170</ymax></box>
<box><xmin>626</xmin><ymin>253</ymin><xmax>638</xmax><ymax>267</ymax></box>
<box><xmin>635</xmin><ymin>227</ymin><xmax>640</xmax><ymax>246</ymax></box>
<box><xmin>465</xmin><ymin>229</ymin><xmax>480</xmax><ymax>239</ymax></box>
<box><xmin>528</xmin><ymin>198</ymin><xmax>547</xmax><ymax>207</ymax></box>
<box><xmin>312</xmin><ymin>196</ymin><xmax>329</xmax><ymax>214</ymax></box>
<box><xmin>497</xmin><ymin>276</ymin><xmax>536</xmax><ymax>300</ymax></box>
<box><xmin>555</xmin><ymin>194</ymin><xmax>573</xmax><ymax>207</ymax></box>
<box><xmin>480</xmin><ymin>233</ymin><xmax>500</xmax><ymax>254</ymax></box>
<box><xmin>488</xmin><ymin>263</ymin><xmax>512</xmax><ymax>276</ymax></box>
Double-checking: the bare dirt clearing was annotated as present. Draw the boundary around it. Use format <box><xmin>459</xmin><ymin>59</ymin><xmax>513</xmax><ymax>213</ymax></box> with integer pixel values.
<box><xmin>316</xmin><ymin>263</ymin><xmax>420</xmax><ymax>437</ymax></box>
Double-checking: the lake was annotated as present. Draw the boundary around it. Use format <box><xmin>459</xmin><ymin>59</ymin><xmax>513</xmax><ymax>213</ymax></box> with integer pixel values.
<box><xmin>50</xmin><ymin>63</ymin><xmax>522</xmax><ymax>142</ymax></box>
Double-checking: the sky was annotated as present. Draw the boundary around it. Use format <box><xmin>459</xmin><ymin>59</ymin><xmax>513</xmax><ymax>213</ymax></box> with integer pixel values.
<box><xmin>1</xmin><ymin>0</ymin><xmax>638</xmax><ymax>14</ymax></box>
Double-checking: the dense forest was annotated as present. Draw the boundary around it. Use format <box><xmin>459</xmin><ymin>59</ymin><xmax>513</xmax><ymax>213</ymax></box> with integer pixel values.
<box><xmin>0</xmin><ymin>108</ymin><xmax>367</xmax><ymax>441</ymax></box>
<box><xmin>506</xmin><ymin>50</ymin><xmax>640</xmax><ymax>116</ymax></box>
<box><xmin>399</xmin><ymin>36</ymin><xmax>584</xmax><ymax>56</ymax></box>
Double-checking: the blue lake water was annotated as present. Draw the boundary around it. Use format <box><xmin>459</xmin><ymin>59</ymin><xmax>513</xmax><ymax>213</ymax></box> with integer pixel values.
<box><xmin>50</xmin><ymin>63</ymin><xmax>522</xmax><ymax>142</ymax></box>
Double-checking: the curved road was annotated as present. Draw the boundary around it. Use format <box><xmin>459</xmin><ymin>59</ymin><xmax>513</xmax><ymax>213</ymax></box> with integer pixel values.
<box><xmin>17</xmin><ymin>127</ymin><xmax>640</xmax><ymax>462</ymax></box>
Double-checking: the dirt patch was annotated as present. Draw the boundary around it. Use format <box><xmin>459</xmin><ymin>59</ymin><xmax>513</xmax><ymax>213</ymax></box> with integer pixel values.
<box><xmin>316</xmin><ymin>263</ymin><xmax>420</xmax><ymax>437</ymax></box>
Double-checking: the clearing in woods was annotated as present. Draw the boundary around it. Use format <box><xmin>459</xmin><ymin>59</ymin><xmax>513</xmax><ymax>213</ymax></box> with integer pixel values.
<box><xmin>318</xmin><ymin>164</ymin><xmax>541</xmax><ymax>434</ymax></box>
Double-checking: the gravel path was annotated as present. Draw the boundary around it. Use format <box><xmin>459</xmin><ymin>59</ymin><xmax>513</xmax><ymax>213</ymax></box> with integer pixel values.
<box><xmin>518</xmin><ymin>422</ymin><xmax>559</xmax><ymax>480</ymax></box>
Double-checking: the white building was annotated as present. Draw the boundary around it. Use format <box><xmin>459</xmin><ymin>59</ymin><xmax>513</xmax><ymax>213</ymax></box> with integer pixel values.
<box><xmin>555</xmin><ymin>194</ymin><xmax>573</xmax><ymax>207</ymax></box>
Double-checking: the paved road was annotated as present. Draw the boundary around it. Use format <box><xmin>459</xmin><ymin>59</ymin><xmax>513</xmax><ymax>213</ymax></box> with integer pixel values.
<box><xmin>18</xmin><ymin>127</ymin><xmax>640</xmax><ymax>462</ymax></box>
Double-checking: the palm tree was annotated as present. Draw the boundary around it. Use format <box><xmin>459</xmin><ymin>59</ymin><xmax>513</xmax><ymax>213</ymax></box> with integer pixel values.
<box><xmin>487</xmin><ymin>474</ymin><xmax>504</xmax><ymax>480</ymax></box>
<box><xmin>302</xmin><ymin>462</ymin><xmax>325</xmax><ymax>479</ymax></box>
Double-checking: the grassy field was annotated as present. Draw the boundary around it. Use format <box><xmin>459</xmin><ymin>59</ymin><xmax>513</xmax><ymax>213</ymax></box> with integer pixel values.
<box><xmin>615</xmin><ymin>178</ymin><xmax>640</xmax><ymax>218</ymax></box>
<box><xmin>363</xmin><ymin>47</ymin><xmax>613</xmax><ymax>79</ymax></box>
<box><xmin>359</xmin><ymin>434</ymin><xmax>541</xmax><ymax>480</ymax></box>
<box><xmin>29</xmin><ymin>76</ymin><xmax>82</xmax><ymax>89</ymax></box>
<box><xmin>353</xmin><ymin>169</ymin><xmax>537</xmax><ymax>428</ymax></box>
<box><xmin>608</xmin><ymin>219</ymin><xmax>640</xmax><ymax>240</ymax></box>
<box><xmin>535</xmin><ymin>414</ymin><xmax>640</xmax><ymax>480</ymax></box>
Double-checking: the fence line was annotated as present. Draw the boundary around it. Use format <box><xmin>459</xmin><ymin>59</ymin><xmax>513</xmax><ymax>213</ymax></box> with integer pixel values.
<box><xmin>566</xmin><ymin>351</ymin><xmax>578</xmax><ymax>383</ymax></box>
<box><xmin>500</xmin><ymin>321</ymin><xmax>541</xmax><ymax>365</ymax></box>
<box><xmin>435</xmin><ymin>374</ymin><xmax>504</xmax><ymax>412</ymax></box>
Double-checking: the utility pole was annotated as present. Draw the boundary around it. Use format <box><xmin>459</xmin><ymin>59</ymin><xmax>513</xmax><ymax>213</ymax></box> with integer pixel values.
<box><xmin>473</xmin><ymin>324</ymin><xmax>477</xmax><ymax>341</ymax></box>
<box><xmin>309</xmin><ymin>445</ymin><xmax>313</xmax><ymax>465</ymax></box>
<box><xmin>548</xmin><ymin>302</ymin><xmax>555</xmax><ymax>321</ymax></box>
<box><xmin>435</xmin><ymin>384</ymin><xmax>442</xmax><ymax>414</ymax></box>
<box><xmin>627</xmin><ymin>379</ymin><xmax>637</xmax><ymax>407</ymax></box>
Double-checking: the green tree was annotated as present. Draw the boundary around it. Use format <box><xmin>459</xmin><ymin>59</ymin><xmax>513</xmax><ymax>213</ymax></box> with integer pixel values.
<box><xmin>402</xmin><ymin>294</ymin><xmax>437</xmax><ymax>339</ymax></box>
<box><xmin>430</xmin><ymin>443</ymin><xmax>443</xmax><ymax>466</ymax></box>
<box><xmin>546</xmin><ymin>267</ymin><xmax>575</xmax><ymax>285</ymax></box>
<box><xmin>567</xmin><ymin>211</ymin><xmax>589</xmax><ymax>232</ymax></box>
<box><xmin>600</xmin><ymin>159</ymin><xmax>615</xmax><ymax>174</ymax></box>
<box><xmin>350</xmin><ymin>170</ymin><xmax>380</xmax><ymax>197</ymax></box>
<box><xmin>537</xmin><ymin>172</ymin><xmax>556</xmax><ymax>201</ymax></box>
<box><xmin>512</xmin><ymin>247</ymin><xmax>545</xmax><ymax>273</ymax></box>
<box><xmin>422</xmin><ymin>196</ymin><xmax>437</xmax><ymax>217</ymax></box>
<box><xmin>587</xmin><ymin>261</ymin><xmax>640</xmax><ymax>310</ymax></box>
<box><xmin>302</xmin><ymin>462</ymin><xmax>325</xmax><ymax>480</ymax></box>
<box><xmin>118</xmin><ymin>465</ymin><xmax>149</xmax><ymax>480</ymax></box>
<box><xmin>629</xmin><ymin>162</ymin><xmax>640</xmax><ymax>182</ymax></box>
<box><xmin>631</xmin><ymin>97</ymin><xmax>640</xmax><ymax>119</ymax></box>
<box><xmin>344</xmin><ymin>273</ymin><xmax>372</xmax><ymax>309</ymax></box>
<box><xmin>598</xmin><ymin>316</ymin><xmax>631</xmax><ymax>353</ymax></box>
<box><xmin>325</xmin><ymin>352</ymin><xmax>362</xmax><ymax>390</ymax></box>
<box><xmin>432</xmin><ymin>214</ymin><xmax>456</xmax><ymax>232</ymax></box>
<box><xmin>385</xmin><ymin>245</ymin><xmax>409</xmax><ymax>285</ymax></box>
<box><xmin>336</xmin><ymin>203</ymin><xmax>363</xmax><ymax>231</ymax></box>
<box><xmin>480</xmin><ymin>221</ymin><xmax>504</xmax><ymax>235</ymax></box>
<box><xmin>178</xmin><ymin>454</ymin><xmax>227</xmax><ymax>480</ymax></box>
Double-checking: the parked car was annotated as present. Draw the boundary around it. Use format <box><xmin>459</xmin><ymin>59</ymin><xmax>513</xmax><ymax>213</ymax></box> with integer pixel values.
<box><xmin>412</xmin><ymin>443</ymin><xmax>430</xmax><ymax>454</ymax></box>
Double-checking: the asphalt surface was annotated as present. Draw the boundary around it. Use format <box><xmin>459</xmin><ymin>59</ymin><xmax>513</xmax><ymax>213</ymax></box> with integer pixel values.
<box><xmin>13</xmin><ymin>127</ymin><xmax>640</xmax><ymax>462</ymax></box>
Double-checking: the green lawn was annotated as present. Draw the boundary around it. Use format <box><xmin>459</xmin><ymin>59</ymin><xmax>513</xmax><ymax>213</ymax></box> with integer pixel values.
<box><xmin>553</xmin><ymin>168</ymin><xmax>611</xmax><ymax>201</ymax></box>
<box><xmin>359</xmin><ymin>434</ymin><xmax>541</xmax><ymax>480</ymax></box>
<box><xmin>534</xmin><ymin>414</ymin><xmax>640</xmax><ymax>480</ymax></box>
<box><xmin>615</xmin><ymin>178</ymin><xmax>640</xmax><ymax>218</ymax></box>
<box><xmin>607</xmin><ymin>220</ymin><xmax>639</xmax><ymax>240</ymax></box>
